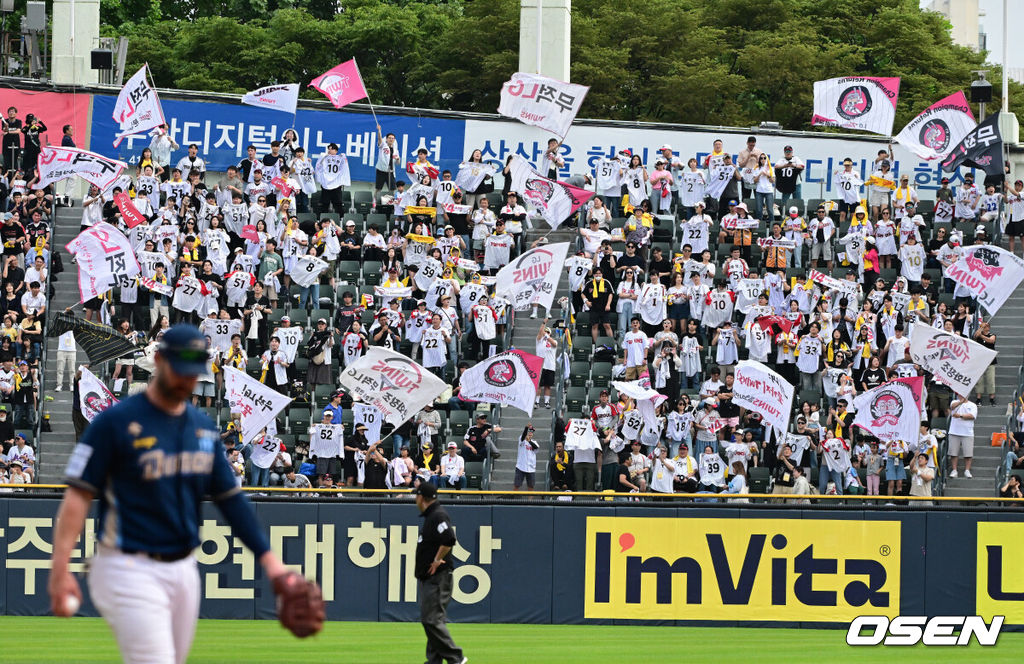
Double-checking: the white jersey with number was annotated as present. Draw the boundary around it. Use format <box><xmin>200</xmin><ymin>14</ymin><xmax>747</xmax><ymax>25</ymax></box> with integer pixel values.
<box><xmin>309</xmin><ymin>423</ymin><xmax>344</xmax><ymax>459</ymax></box>
<box><xmin>566</xmin><ymin>256</ymin><xmax>592</xmax><ymax>292</ymax></box>
<box><xmin>796</xmin><ymin>336</ymin><xmax>822</xmax><ymax>374</ymax></box>
<box><xmin>899</xmin><ymin>244</ymin><xmax>925</xmax><ymax>282</ymax></box>
<box><xmin>744</xmin><ymin>320</ymin><xmax>772</xmax><ymax>362</ymax></box>
<box><xmin>595</xmin><ymin>157</ymin><xmax>622</xmax><ymax>196</ymax></box>
<box><xmin>666</xmin><ymin>410</ymin><xmax>693</xmax><ymax>442</ymax></box>
<box><xmin>699</xmin><ymin>453</ymin><xmax>726</xmax><ymax>487</ymax></box>
<box><xmin>836</xmin><ymin>170</ymin><xmax>862</xmax><ymax>204</ymax></box>
<box><xmin>275</xmin><ymin>326</ymin><xmax>304</xmax><ymax>363</ymax></box>
<box><xmin>822</xmin><ymin>438</ymin><xmax>852</xmax><ymax>473</ymax></box>
<box><xmin>224</xmin><ymin>271</ymin><xmax>255</xmax><ymax>306</ymax></box>
<box><xmin>678</xmin><ymin>171</ymin><xmax>706</xmax><ymax>207</ymax></box>
<box><xmin>250</xmin><ymin>435</ymin><xmax>281</xmax><ymax>469</ymax></box>
<box><xmin>459</xmin><ymin>283</ymin><xmax>487</xmax><ymax>314</ymax></box>
<box><xmin>680</xmin><ymin>217</ymin><xmax>710</xmax><ymax>254</ymax></box>
<box><xmin>619</xmin><ymin>409</ymin><xmax>644</xmax><ymax>442</ymax></box>
<box><xmin>701</xmin><ymin>290</ymin><xmax>734</xmax><ymax>328</ymax></box>
<box><xmin>172</xmin><ymin>276</ymin><xmax>204</xmax><ymax>313</ymax></box>
<box><xmin>341</xmin><ymin>331</ymin><xmax>365</xmax><ymax>367</ymax></box>
<box><xmin>624</xmin><ymin>167</ymin><xmax>647</xmax><ymax>205</ymax></box>
<box><xmin>200</xmin><ymin>318</ymin><xmax>243</xmax><ymax>354</ymax></box>
<box><xmin>420</xmin><ymin>328</ymin><xmax>447</xmax><ymax>368</ymax></box>
<box><xmin>352</xmin><ymin>403</ymin><xmax>383</xmax><ymax>444</ymax></box>
<box><xmin>137</xmin><ymin>175</ymin><xmax>161</xmax><ymax>211</ymax></box>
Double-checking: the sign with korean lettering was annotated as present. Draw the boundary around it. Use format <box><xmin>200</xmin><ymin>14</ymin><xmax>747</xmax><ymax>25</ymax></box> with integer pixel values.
<box><xmin>224</xmin><ymin>366</ymin><xmax>293</xmax><ymax>444</ymax></box>
<box><xmin>91</xmin><ymin>94</ymin><xmax>466</xmax><ymax>183</ymax></box>
<box><xmin>64</xmin><ymin>222</ymin><xmax>140</xmax><ymax>303</ymax></box>
<box><xmin>498</xmin><ymin>72</ymin><xmax>589</xmax><ymax>138</ymax></box>
<box><xmin>339</xmin><ymin>347</ymin><xmax>446</xmax><ymax>427</ymax></box>
<box><xmin>112</xmin><ymin>64</ymin><xmax>165</xmax><ymax>147</ymax></box>
<box><xmin>941</xmin><ymin>112</ymin><xmax>1004</xmax><ymax>177</ymax></box>
<box><xmin>35</xmin><ymin>146</ymin><xmax>127</xmax><ymax>192</ymax></box>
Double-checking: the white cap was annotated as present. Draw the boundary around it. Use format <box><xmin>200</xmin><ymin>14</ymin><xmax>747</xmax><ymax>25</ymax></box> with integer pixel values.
<box><xmin>659</xmin><ymin>144</ymin><xmax>673</xmax><ymax>151</ymax></box>
<box><xmin>789</xmin><ymin>206</ymin><xmax>799</xmax><ymax>215</ymax></box>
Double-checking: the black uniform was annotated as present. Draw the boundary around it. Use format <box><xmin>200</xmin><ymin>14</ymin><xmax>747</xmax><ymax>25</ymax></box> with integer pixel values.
<box><xmin>416</xmin><ymin>500</ymin><xmax>463</xmax><ymax>664</ymax></box>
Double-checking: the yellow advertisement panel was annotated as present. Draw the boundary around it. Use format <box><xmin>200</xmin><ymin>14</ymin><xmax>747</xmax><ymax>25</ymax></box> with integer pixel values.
<box><xmin>584</xmin><ymin>517</ymin><xmax>901</xmax><ymax>622</ymax></box>
<box><xmin>976</xmin><ymin>522</ymin><xmax>1024</xmax><ymax>623</ymax></box>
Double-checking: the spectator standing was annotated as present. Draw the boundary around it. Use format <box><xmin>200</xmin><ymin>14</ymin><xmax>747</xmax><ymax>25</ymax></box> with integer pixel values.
<box><xmin>947</xmin><ymin>396</ymin><xmax>977</xmax><ymax>478</ymax></box>
<box><xmin>513</xmin><ymin>424</ymin><xmax>539</xmax><ymax>491</ymax></box>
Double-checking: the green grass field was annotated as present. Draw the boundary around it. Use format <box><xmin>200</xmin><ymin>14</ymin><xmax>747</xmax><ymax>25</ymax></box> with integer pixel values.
<box><xmin>1</xmin><ymin>617</ymin><xmax>1021</xmax><ymax>663</ymax></box>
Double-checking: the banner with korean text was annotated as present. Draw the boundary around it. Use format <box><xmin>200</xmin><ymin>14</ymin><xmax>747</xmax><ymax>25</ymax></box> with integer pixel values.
<box><xmin>733</xmin><ymin>360</ymin><xmax>794</xmax><ymax>440</ymax></box>
<box><xmin>35</xmin><ymin>146</ymin><xmax>127</xmax><ymax>192</ymax></box>
<box><xmin>224</xmin><ymin>366</ymin><xmax>293</xmax><ymax>444</ymax></box>
<box><xmin>946</xmin><ymin>245</ymin><xmax>1024</xmax><ymax>315</ymax></box>
<box><xmin>113</xmin><ymin>64</ymin><xmax>166</xmax><ymax>147</ymax></box>
<box><xmin>78</xmin><ymin>367</ymin><xmax>118</xmax><ymax>422</ymax></box>
<box><xmin>339</xmin><ymin>347</ymin><xmax>447</xmax><ymax>427</ymax></box>
<box><xmin>498</xmin><ymin>72</ymin><xmax>588</xmax><ymax>138</ymax></box>
<box><xmin>495</xmin><ymin>241</ymin><xmax>570</xmax><ymax>312</ymax></box>
<box><xmin>65</xmin><ymin>223</ymin><xmax>140</xmax><ymax>303</ymax></box>
<box><xmin>909</xmin><ymin>324</ymin><xmax>997</xmax><ymax>398</ymax></box>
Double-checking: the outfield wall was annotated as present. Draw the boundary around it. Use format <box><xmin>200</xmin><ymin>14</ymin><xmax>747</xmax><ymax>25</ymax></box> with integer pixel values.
<box><xmin>2</xmin><ymin>498</ymin><xmax>1023</xmax><ymax>626</ymax></box>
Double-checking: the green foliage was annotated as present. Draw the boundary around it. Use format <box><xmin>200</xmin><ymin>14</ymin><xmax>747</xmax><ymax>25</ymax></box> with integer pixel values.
<box><xmin>101</xmin><ymin>0</ymin><xmax>1023</xmax><ymax>129</ymax></box>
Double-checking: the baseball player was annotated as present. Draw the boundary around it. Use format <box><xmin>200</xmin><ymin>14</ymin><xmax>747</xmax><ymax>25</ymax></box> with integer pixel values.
<box><xmin>48</xmin><ymin>325</ymin><xmax>323</xmax><ymax>663</ymax></box>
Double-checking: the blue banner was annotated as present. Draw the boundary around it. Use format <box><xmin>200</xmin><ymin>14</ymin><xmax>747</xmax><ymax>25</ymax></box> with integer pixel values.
<box><xmin>89</xmin><ymin>95</ymin><xmax>468</xmax><ymax>182</ymax></box>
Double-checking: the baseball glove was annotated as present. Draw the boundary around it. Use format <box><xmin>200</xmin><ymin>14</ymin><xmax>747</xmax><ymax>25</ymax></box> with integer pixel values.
<box><xmin>273</xmin><ymin>572</ymin><xmax>325</xmax><ymax>638</ymax></box>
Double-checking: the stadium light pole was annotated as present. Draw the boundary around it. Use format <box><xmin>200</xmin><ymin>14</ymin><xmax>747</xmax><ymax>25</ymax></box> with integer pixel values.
<box><xmin>1003</xmin><ymin>0</ymin><xmax>1009</xmax><ymax>113</ymax></box>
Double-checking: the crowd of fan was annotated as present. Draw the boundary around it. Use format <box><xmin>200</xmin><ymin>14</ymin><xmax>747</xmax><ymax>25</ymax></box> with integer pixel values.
<box><xmin>40</xmin><ymin>121</ymin><xmax>1019</xmax><ymax>499</ymax></box>
<box><xmin>0</xmin><ymin>106</ymin><xmax>60</xmax><ymax>487</ymax></box>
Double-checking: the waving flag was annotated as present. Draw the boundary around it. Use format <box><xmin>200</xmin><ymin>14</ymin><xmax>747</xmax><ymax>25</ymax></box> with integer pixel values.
<box><xmin>339</xmin><ymin>348</ymin><xmax>447</xmax><ymax>427</ymax></box>
<box><xmin>909</xmin><ymin>324</ymin><xmax>997</xmax><ymax>397</ymax></box>
<box><xmin>113</xmin><ymin>64</ymin><xmax>165</xmax><ymax>147</ymax></box>
<box><xmin>506</xmin><ymin>155</ymin><xmax>593</xmax><ymax>228</ymax></box>
<box><xmin>458</xmin><ymin>350</ymin><xmax>544</xmax><ymax>415</ymax></box>
<box><xmin>79</xmin><ymin>367</ymin><xmax>119</xmax><ymax>423</ymax></box>
<box><xmin>241</xmin><ymin>83</ymin><xmax>300</xmax><ymax>115</ymax></box>
<box><xmin>811</xmin><ymin>77</ymin><xmax>900</xmax><ymax>136</ymax></box>
<box><xmin>852</xmin><ymin>377</ymin><xmax>924</xmax><ymax>443</ymax></box>
<box><xmin>941</xmin><ymin>113</ymin><xmax>1004</xmax><ymax>177</ymax></box>
<box><xmin>36</xmin><ymin>146</ymin><xmax>127</xmax><ymax>192</ymax></box>
<box><xmin>224</xmin><ymin>367</ymin><xmax>293</xmax><ymax>444</ymax></box>
<box><xmin>895</xmin><ymin>91</ymin><xmax>976</xmax><ymax>161</ymax></box>
<box><xmin>498</xmin><ymin>72</ymin><xmax>589</xmax><ymax>138</ymax></box>
<box><xmin>65</xmin><ymin>223</ymin><xmax>140</xmax><ymax>303</ymax></box>
<box><xmin>46</xmin><ymin>311</ymin><xmax>138</xmax><ymax>364</ymax></box>
<box><xmin>946</xmin><ymin>245</ymin><xmax>1024</xmax><ymax>314</ymax></box>
<box><xmin>495</xmin><ymin>241</ymin><xmax>570</xmax><ymax>311</ymax></box>
<box><xmin>732</xmin><ymin>360</ymin><xmax>795</xmax><ymax>441</ymax></box>
<box><xmin>309</xmin><ymin>59</ymin><xmax>368</xmax><ymax>109</ymax></box>
<box><xmin>114</xmin><ymin>191</ymin><xmax>147</xmax><ymax>229</ymax></box>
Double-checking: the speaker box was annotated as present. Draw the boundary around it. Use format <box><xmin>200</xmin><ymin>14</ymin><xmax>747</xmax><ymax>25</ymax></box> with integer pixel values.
<box><xmin>91</xmin><ymin>49</ymin><xmax>113</xmax><ymax>71</ymax></box>
<box><xmin>970</xmin><ymin>80</ymin><xmax>993</xmax><ymax>104</ymax></box>
<box><xmin>24</xmin><ymin>1</ymin><xmax>45</xmax><ymax>32</ymax></box>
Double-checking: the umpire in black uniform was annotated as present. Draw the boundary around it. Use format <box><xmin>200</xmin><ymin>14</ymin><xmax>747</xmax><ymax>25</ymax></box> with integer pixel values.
<box><xmin>414</xmin><ymin>482</ymin><xmax>465</xmax><ymax>664</ymax></box>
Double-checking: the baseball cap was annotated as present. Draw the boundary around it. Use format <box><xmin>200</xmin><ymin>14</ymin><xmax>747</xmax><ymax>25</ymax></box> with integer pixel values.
<box><xmin>317</xmin><ymin>318</ymin><xmax>327</xmax><ymax>324</ymax></box>
<box><xmin>941</xmin><ymin>177</ymin><xmax>950</xmax><ymax>184</ymax></box>
<box><xmin>158</xmin><ymin>325</ymin><xmax>210</xmax><ymax>376</ymax></box>
<box><xmin>413</xmin><ymin>482</ymin><xmax>437</xmax><ymax>498</ymax></box>
<box><xmin>600</xmin><ymin>389</ymin><xmax>610</xmax><ymax>396</ymax></box>
<box><xmin>447</xmin><ymin>441</ymin><xmax>458</xmax><ymax>449</ymax></box>
<box><xmin>346</xmin><ymin>220</ymin><xmax>356</xmax><ymax>226</ymax></box>
<box><xmin>355</xmin><ymin>423</ymin><xmax>368</xmax><ymax>431</ymax></box>
<box><xmin>15</xmin><ymin>432</ymin><xmax>25</xmax><ymax>440</ymax></box>
<box><xmin>281</xmin><ymin>315</ymin><xmax>291</xmax><ymax>323</ymax></box>
<box><xmin>659</xmin><ymin>143</ymin><xmax>672</xmax><ymax>151</ymax></box>
<box><xmin>783</xmin><ymin>145</ymin><xmax>793</xmax><ymax>151</ymax></box>
<box><xmin>788</xmin><ymin>206</ymin><xmax>798</xmax><ymax>216</ymax></box>
<box><xmin>728</xmin><ymin>199</ymin><xmax>738</xmax><ymax>206</ymax></box>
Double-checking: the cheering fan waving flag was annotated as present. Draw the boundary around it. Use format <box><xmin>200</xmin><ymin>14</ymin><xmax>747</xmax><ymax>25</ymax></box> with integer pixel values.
<box><xmin>811</xmin><ymin>76</ymin><xmax>900</xmax><ymax>136</ymax></box>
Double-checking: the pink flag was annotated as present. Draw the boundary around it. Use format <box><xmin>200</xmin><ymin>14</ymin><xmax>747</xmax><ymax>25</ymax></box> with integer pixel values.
<box><xmin>309</xmin><ymin>59</ymin><xmax>368</xmax><ymax>109</ymax></box>
<box><xmin>270</xmin><ymin>176</ymin><xmax>293</xmax><ymax>197</ymax></box>
<box><xmin>240</xmin><ymin>224</ymin><xmax>260</xmax><ymax>242</ymax></box>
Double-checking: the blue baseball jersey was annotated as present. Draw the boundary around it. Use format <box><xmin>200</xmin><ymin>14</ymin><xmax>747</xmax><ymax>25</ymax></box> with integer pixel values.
<box><xmin>64</xmin><ymin>392</ymin><xmax>239</xmax><ymax>554</ymax></box>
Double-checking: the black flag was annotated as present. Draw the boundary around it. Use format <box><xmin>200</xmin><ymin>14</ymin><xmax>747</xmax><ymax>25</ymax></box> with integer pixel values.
<box><xmin>46</xmin><ymin>310</ymin><xmax>139</xmax><ymax>365</ymax></box>
<box><xmin>941</xmin><ymin>113</ymin><xmax>1003</xmax><ymax>176</ymax></box>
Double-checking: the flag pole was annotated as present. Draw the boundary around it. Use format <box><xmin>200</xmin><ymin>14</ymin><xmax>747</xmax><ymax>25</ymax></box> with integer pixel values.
<box><xmin>353</xmin><ymin>59</ymin><xmax>379</xmax><ymax>127</ymax></box>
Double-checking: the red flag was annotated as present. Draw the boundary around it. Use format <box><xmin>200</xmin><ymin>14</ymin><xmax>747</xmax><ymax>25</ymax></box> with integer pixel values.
<box><xmin>240</xmin><ymin>224</ymin><xmax>260</xmax><ymax>242</ymax></box>
<box><xmin>309</xmin><ymin>59</ymin><xmax>369</xmax><ymax>109</ymax></box>
<box><xmin>406</xmin><ymin>162</ymin><xmax>439</xmax><ymax>179</ymax></box>
<box><xmin>114</xmin><ymin>192</ymin><xmax>147</xmax><ymax>229</ymax></box>
<box><xmin>271</xmin><ymin>176</ymin><xmax>293</xmax><ymax>197</ymax></box>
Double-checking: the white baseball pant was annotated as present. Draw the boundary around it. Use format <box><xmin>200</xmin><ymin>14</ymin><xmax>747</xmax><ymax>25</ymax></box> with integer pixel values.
<box><xmin>89</xmin><ymin>546</ymin><xmax>200</xmax><ymax>664</ymax></box>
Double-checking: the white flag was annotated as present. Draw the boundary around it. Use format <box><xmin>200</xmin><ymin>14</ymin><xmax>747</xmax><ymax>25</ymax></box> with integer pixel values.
<box><xmin>895</xmin><ymin>91</ymin><xmax>977</xmax><ymax>161</ymax></box>
<box><xmin>497</xmin><ymin>72</ymin><xmax>589</xmax><ymax>137</ymax></box>
<box><xmin>241</xmin><ymin>83</ymin><xmax>300</xmax><ymax>115</ymax></box>
<box><xmin>495</xmin><ymin>241</ymin><xmax>570</xmax><ymax>311</ymax></box>
<box><xmin>946</xmin><ymin>245</ymin><xmax>1024</xmax><ymax>314</ymax></box>
<box><xmin>733</xmin><ymin>360</ymin><xmax>794</xmax><ymax>440</ymax></box>
<box><xmin>852</xmin><ymin>377</ymin><xmax>924</xmax><ymax>443</ymax></box>
<box><xmin>65</xmin><ymin>223</ymin><xmax>141</xmax><ymax>303</ymax></box>
<box><xmin>36</xmin><ymin>146</ymin><xmax>127</xmax><ymax>192</ymax></box>
<box><xmin>113</xmin><ymin>64</ymin><xmax>166</xmax><ymax>147</ymax></box>
<box><xmin>811</xmin><ymin>76</ymin><xmax>900</xmax><ymax>135</ymax></box>
<box><xmin>79</xmin><ymin>367</ymin><xmax>118</xmax><ymax>423</ymax></box>
<box><xmin>352</xmin><ymin>402</ymin><xmax>384</xmax><ymax>444</ymax></box>
<box><xmin>339</xmin><ymin>347</ymin><xmax>447</xmax><ymax>427</ymax></box>
<box><xmin>224</xmin><ymin>366</ymin><xmax>293</xmax><ymax>444</ymax></box>
<box><xmin>909</xmin><ymin>324</ymin><xmax>997</xmax><ymax>397</ymax></box>
<box><xmin>458</xmin><ymin>350</ymin><xmax>544</xmax><ymax>416</ymax></box>
<box><xmin>454</xmin><ymin>161</ymin><xmax>498</xmax><ymax>192</ymax></box>
<box><xmin>565</xmin><ymin>418</ymin><xmax>601</xmax><ymax>451</ymax></box>
<box><xmin>705</xmin><ymin>164</ymin><xmax>736</xmax><ymax>200</ymax></box>
<box><xmin>506</xmin><ymin>155</ymin><xmax>594</xmax><ymax>228</ymax></box>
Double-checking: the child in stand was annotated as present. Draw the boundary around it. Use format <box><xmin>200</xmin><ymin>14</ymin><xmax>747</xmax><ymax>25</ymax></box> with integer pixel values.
<box><xmin>865</xmin><ymin>440</ymin><xmax>883</xmax><ymax>496</ymax></box>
